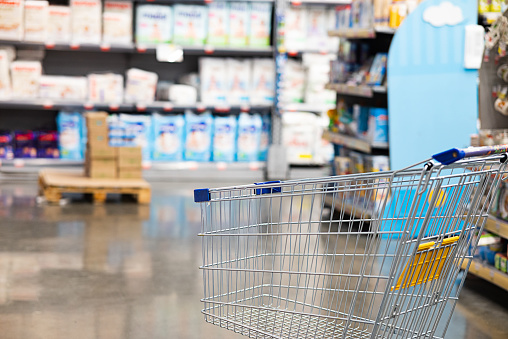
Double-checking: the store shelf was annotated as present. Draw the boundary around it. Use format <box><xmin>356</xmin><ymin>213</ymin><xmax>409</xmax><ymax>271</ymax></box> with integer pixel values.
<box><xmin>323</xmin><ymin>130</ymin><xmax>388</xmax><ymax>153</ymax></box>
<box><xmin>0</xmin><ymin>40</ymin><xmax>273</xmax><ymax>56</ymax></box>
<box><xmin>325</xmin><ymin>83</ymin><xmax>387</xmax><ymax>98</ymax></box>
<box><xmin>281</xmin><ymin>103</ymin><xmax>335</xmax><ymax>113</ymax></box>
<box><xmin>290</xmin><ymin>0</ymin><xmax>351</xmax><ymax>5</ymax></box>
<box><xmin>461</xmin><ymin>259</ymin><xmax>508</xmax><ymax>292</ymax></box>
<box><xmin>324</xmin><ymin>195</ymin><xmax>373</xmax><ymax>219</ymax></box>
<box><xmin>327</xmin><ymin>26</ymin><xmax>396</xmax><ymax>39</ymax></box>
<box><xmin>483</xmin><ymin>216</ymin><xmax>508</xmax><ymax>240</ymax></box>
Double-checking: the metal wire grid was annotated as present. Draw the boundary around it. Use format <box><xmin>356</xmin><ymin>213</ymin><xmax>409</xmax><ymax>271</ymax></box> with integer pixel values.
<box><xmin>199</xmin><ymin>155</ymin><xmax>507</xmax><ymax>339</ymax></box>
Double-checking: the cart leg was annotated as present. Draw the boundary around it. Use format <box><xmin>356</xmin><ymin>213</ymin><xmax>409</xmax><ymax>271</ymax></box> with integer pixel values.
<box><xmin>93</xmin><ymin>191</ymin><xmax>107</xmax><ymax>204</ymax></box>
<box><xmin>137</xmin><ymin>189</ymin><xmax>151</xmax><ymax>204</ymax></box>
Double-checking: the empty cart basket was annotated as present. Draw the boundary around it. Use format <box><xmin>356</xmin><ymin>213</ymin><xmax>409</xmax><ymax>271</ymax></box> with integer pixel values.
<box><xmin>195</xmin><ymin>146</ymin><xmax>508</xmax><ymax>339</ymax></box>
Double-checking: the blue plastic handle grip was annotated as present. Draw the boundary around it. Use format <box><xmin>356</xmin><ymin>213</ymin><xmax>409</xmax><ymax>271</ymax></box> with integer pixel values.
<box><xmin>432</xmin><ymin>145</ymin><xmax>508</xmax><ymax>165</ymax></box>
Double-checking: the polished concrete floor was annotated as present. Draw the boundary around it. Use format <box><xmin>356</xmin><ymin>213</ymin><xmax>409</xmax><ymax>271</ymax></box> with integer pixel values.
<box><xmin>0</xmin><ymin>181</ymin><xmax>507</xmax><ymax>339</ymax></box>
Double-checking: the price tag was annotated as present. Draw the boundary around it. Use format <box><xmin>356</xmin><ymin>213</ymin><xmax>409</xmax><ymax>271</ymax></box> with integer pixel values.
<box><xmin>109</xmin><ymin>104</ymin><xmax>119</xmax><ymax>111</ymax></box>
<box><xmin>291</xmin><ymin>0</ymin><xmax>302</xmax><ymax>5</ymax></box>
<box><xmin>100</xmin><ymin>43</ymin><xmax>111</xmax><ymax>51</ymax></box>
<box><xmin>70</xmin><ymin>43</ymin><xmax>80</xmax><ymax>50</ymax></box>
<box><xmin>288</xmin><ymin>50</ymin><xmax>298</xmax><ymax>56</ymax></box>
<box><xmin>13</xmin><ymin>159</ymin><xmax>24</xmax><ymax>168</ymax></box>
<box><xmin>189</xmin><ymin>162</ymin><xmax>199</xmax><ymax>170</ymax></box>
<box><xmin>475</xmin><ymin>262</ymin><xmax>480</xmax><ymax>271</ymax></box>
<box><xmin>204</xmin><ymin>45</ymin><xmax>214</xmax><ymax>54</ymax></box>
<box><xmin>216</xmin><ymin>162</ymin><xmax>227</xmax><ymax>170</ymax></box>
<box><xmin>45</xmin><ymin>42</ymin><xmax>55</xmax><ymax>49</ymax></box>
<box><xmin>196</xmin><ymin>103</ymin><xmax>206</xmax><ymax>112</ymax></box>
<box><xmin>142</xmin><ymin>161</ymin><xmax>151</xmax><ymax>170</ymax></box>
<box><xmin>240</xmin><ymin>105</ymin><xmax>250</xmax><ymax>112</ymax></box>
<box><xmin>156</xmin><ymin>44</ymin><xmax>183</xmax><ymax>63</ymax></box>
<box><xmin>249</xmin><ymin>162</ymin><xmax>259</xmax><ymax>171</ymax></box>
<box><xmin>215</xmin><ymin>105</ymin><xmax>230</xmax><ymax>112</ymax></box>
<box><xmin>42</xmin><ymin>100</ymin><xmax>54</xmax><ymax>109</ymax></box>
<box><xmin>163</xmin><ymin>103</ymin><xmax>174</xmax><ymax>111</ymax></box>
<box><xmin>84</xmin><ymin>102</ymin><xmax>94</xmax><ymax>110</ymax></box>
<box><xmin>490</xmin><ymin>270</ymin><xmax>495</xmax><ymax>279</ymax></box>
<box><xmin>136</xmin><ymin>104</ymin><xmax>147</xmax><ymax>112</ymax></box>
<box><xmin>136</xmin><ymin>44</ymin><xmax>147</xmax><ymax>53</ymax></box>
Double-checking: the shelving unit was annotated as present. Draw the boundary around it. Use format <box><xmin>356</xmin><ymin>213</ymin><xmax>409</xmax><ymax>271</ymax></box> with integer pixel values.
<box><xmin>322</xmin><ymin>130</ymin><xmax>388</xmax><ymax>153</ymax></box>
<box><xmin>324</xmin><ymin>195</ymin><xmax>372</xmax><ymax>219</ymax></box>
<box><xmin>325</xmin><ymin>83</ymin><xmax>387</xmax><ymax>98</ymax></box>
<box><xmin>327</xmin><ymin>26</ymin><xmax>395</xmax><ymax>39</ymax></box>
<box><xmin>461</xmin><ymin>259</ymin><xmax>508</xmax><ymax>292</ymax></box>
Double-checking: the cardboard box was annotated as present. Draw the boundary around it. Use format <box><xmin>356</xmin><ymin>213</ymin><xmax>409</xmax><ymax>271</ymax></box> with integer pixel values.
<box><xmin>117</xmin><ymin>155</ymin><xmax>142</xmax><ymax>168</ymax></box>
<box><xmin>118</xmin><ymin>168</ymin><xmax>142</xmax><ymax>179</ymax></box>
<box><xmin>88</xmin><ymin>144</ymin><xmax>116</xmax><ymax>159</ymax></box>
<box><xmin>117</xmin><ymin>146</ymin><xmax>142</xmax><ymax>157</ymax></box>
<box><xmin>87</xmin><ymin>158</ymin><xmax>117</xmax><ymax>178</ymax></box>
<box><xmin>87</xmin><ymin>133</ymin><xmax>109</xmax><ymax>147</ymax></box>
<box><xmin>85</xmin><ymin>112</ymin><xmax>108</xmax><ymax>129</ymax></box>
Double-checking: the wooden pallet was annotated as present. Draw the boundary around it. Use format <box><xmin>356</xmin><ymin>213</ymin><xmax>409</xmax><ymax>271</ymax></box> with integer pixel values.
<box><xmin>39</xmin><ymin>169</ymin><xmax>151</xmax><ymax>204</ymax></box>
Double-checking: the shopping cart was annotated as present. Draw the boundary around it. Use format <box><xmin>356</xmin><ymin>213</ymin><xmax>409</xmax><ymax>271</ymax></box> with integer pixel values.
<box><xmin>195</xmin><ymin>146</ymin><xmax>508</xmax><ymax>339</ymax></box>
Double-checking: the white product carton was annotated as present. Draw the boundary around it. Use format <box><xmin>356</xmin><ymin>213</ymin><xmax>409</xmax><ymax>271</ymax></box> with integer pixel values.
<box><xmin>168</xmin><ymin>84</ymin><xmax>197</xmax><ymax>104</ymax></box>
<box><xmin>303</xmin><ymin>53</ymin><xmax>336</xmax><ymax>105</ymax></box>
<box><xmin>228</xmin><ymin>2</ymin><xmax>249</xmax><ymax>46</ymax></box>
<box><xmin>39</xmin><ymin>76</ymin><xmax>87</xmax><ymax>101</ymax></box>
<box><xmin>10</xmin><ymin>61</ymin><xmax>42</xmax><ymax>99</ymax></box>
<box><xmin>103</xmin><ymin>1</ymin><xmax>132</xmax><ymax>44</ymax></box>
<box><xmin>103</xmin><ymin>12</ymin><xmax>131</xmax><ymax>44</ymax></box>
<box><xmin>199</xmin><ymin>57</ymin><xmax>227</xmax><ymax>105</ymax></box>
<box><xmin>306</xmin><ymin>7</ymin><xmax>328</xmax><ymax>52</ymax></box>
<box><xmin>70</xmin><ymin>0</ymin><xmax>102</xmax><ymax>44</ymax></box>
<box><xmin>87</xmin><ymin>73</ymin><xmax>124</xmax><ymax>104</ymax></box>
<box><xmin>281</xmin><ymin>59</ymin><xmax>305</xmax><ymax>104</ymax></box>
<box><xmin>327</xmin><ymin>8</ymin><xmax>339</xmax><ymax>52</ymax></box>
<box><xmin>48</xmin><ymin>6</ymin><xmax>71</xmax><ymax>43</ymax></box>
<box><xmin>282</xmin><ymin>112</ymin><xmax>320</xmax><ymax>165</ymax></box>
<box><xmin>249</xmin><ymin>2</ymin><xmax>271</xmax><ymax>47</ymax></box>
<box><xmin>226</xmin><ymin>58</ymin><xmax>251</xmax><ymax>105</ymax></box>
<box><xmin>135</xmin><ymin>4</ymin><xmax>172</xmax><ymax>44</ymax></box>
<box><xmin>124</xmin><ymin>68</ymin><xmax>158</xmax><ymax>104</ymax></box>
<box><xmin>0</xmin><ymin>45</ymin><xmax>15</xmax><ymax>62</ymax></box>
<box><xmin>24</xmin><ymin>0</ymin><xmax>49</xmax><ymax>42</ymax></box>
<box><xmin>285</xmin><ymin>7</ymin><xmax>307</xmax><ymax>52</ymax></box>
<box><xmin>173</xmin><ymin>5</ymin><xmax>207</xmax><ymax>46</ymax></box>
<box><xmin>250</xmin><ymin>58</ymin><xmax>274</xmax><ymax>105</ymax></box>
<box><xmin>207</xmin><ymin>2</ymin><xmax>229</xmax><ymax>46</ymax></box>
<box><xmin>0</xmin><ymin>0</ymin><xmax>24</xmax><ymax>41</ymax></box>
<box><xmin>0</xmin><ymin>50</ymin><xmax>11</xmax><ymax>99</ymax></box>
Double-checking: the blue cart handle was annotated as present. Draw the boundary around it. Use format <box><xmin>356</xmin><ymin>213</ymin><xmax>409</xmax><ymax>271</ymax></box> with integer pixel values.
<box><xmin>432</xmin><ymin>145</ymin><xmax>508</xmax><ymax>165</ymax></box>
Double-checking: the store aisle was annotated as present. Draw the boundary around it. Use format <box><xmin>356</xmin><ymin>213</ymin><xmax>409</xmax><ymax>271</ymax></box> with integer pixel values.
<box><xmin>0</xmin><ymin>182</ymin><xmax>507</xmax><ymax>339</ymax></box>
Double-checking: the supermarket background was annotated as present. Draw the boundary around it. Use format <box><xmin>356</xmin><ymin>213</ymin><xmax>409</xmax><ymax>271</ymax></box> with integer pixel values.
<box><xmin>0</xmin><ymin>0</ymin><xmax>508</xmax><ymax>338</ymax></box>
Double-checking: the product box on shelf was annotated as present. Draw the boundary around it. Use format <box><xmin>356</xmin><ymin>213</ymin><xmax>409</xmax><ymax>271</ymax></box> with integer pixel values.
<box><xmin>48</xmin><ymin>6</ymin><xmax>71</xmax><ymax>43</ymax></box>
<box><xmin>184</xmin><ymin>111</ymin><xmax>213</xmax><ymax>161</ymax></box>
<box><xmin>119</xmin><ymin>114</ymin><xmax>152</xmax><ymax>161</ymax></box>
<box><xmin>87</xmin><ymin>73</ymin><xmax>124</xmax><ymax>104</ymax></box>
<box><xmin>152</xmin><ymin>113</ymin><xmax>185</xmax><ymax>161</ymax></box>
<box><xmin>281</xmin><ymin>59</ymin><xmax>305</xmax><ymax>104</ymax></box>
<box><xmin>229</xmin><ymin>2</ymin><xmax>249</xmax><ymax>47</ymax></box>
<box><xmin>85</xmin><ymin>111</ymin><xmax>108</xmax><ymax>132</ymax></box>
<box><xmin>200</xmin><ymin>57</ymin><xmax>227</xmax><ymax>105</ymax></box>
<box><xmin>226</xmin><ymin>58</ymin><xmax>251</xmax><ymax>105</ymax></box>
<box><xmin>368</xmin><ymin>108</ymin><xmax>389</xmax><ymax>144</ymax></box>
<box><xmin>135</xmin><ymin>4</ymin><xmax>172</xmax><ymax>44</ymax></box>
<box><xmin>0</xmin><ymin>131</ymin><xmax>13</xmax><ymax>159</ymax></box>
<box><xmin>70</xmin><ymin>0</ymin><xmax>102</xmax><ymax>44</ymax></box>
<box><xmin>250</xmin><ymin>58</ymin><xmax>275</xmax><ymax>105</ymax></box>
<box><xmin>173</xmin><ymin>5</ymin><xmax>208</xmax><ymax>46</ymax></box>
<box><xmin>213</xmin><ymin>115</ymin><xmax>237</xmax><ymax>162</ymax></box>
<box><xmin>14</xmin><ymin>131</ymin><xmax>37</xmax><ymax>158</ymax></box>
<box><xmin>37</xmin><ymin>131</ymin><xmax>59</xmax><ymax>158</ymax></box>
<box><xmin>249</xmin><ymin>3</ymin><xmax>271</xmax><ymax>47</ymax></box>
<box><xmin>39</xmin><ymin>76</ymin><xmax>88</xmax><ymax>101</ymax></box>
<box><xmin>259</xmin><ymin>114</ymin><xmax>270</xmax><ymax>161</ymax></box>
<box><xmin>10</xmin><ymin>61</ymin><xmax>42</xmax><ymax>99</ymax></box>
<box><xmin>0</xmin><ymin>0</ymin><xmax>24</xmax><ymax>41</ymax></box>
<box><xmin>207</xmin><ymin>2</ymin><xmax>229</xmax><ymax>46</ymax></box>
<box><xmin>237</xmin><ymin>113</ymin><xmax>262</xmax><ymax>162</ymax></box>
<box><xmin>24</xmin><ymin>0</ymin><xmax>49</xmax><ymax>42</ymax></box>
<box><xmin>57</xmin><ymin>112</ymin><xmax>83</xmax><ymax>160</ymax></box>
<box><xmin>124</xmin><ymin>68</ymin><xmax>158</xmax><ymax>104</ymax></box>
<box><xmin>306</xmin><ymin>7</ymin><xmax>328</xmax><ymax>52</ymax></box>
<box><xmin>367</xmin><ymin>53</ymin><xmax>388</xmax><ymax>86</ymax></box>
<box><xmin>88</xmin><ymin>143</ymin><xmax>116</xmax><ymax>158</ymax></box>
<box><xmin>285</xmin><ymin>7</ymin><xmax>307</xmax><ymax>52</ymax></box>
<box><xmin>0</xmin><ymin>50</ymin><xmax>11</xmax><ymax>99</ymax></box>
<box><xmin>281</xmin><ymin>112</ymin><xmax>318</xmax><ymax>165</ymax></box>
<box><xmin>495</xmin><ymin>253</ymin><xmax>507</xmax><ymax>273</ymax></box>
<box><xmin>103</xmin><ymin>0</ymin><xmax>132</xmax><ymax>44</ymax></box>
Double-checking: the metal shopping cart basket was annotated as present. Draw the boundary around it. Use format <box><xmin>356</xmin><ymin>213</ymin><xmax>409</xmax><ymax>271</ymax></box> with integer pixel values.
<box><xmin>194</xmin><ymin>146</ymin><xmax>508</xmax><ymax>339</ymax></box>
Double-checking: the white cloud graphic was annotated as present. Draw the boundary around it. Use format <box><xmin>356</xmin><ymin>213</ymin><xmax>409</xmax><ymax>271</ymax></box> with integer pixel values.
<box><xmin>423</xmin><ymin>1</ymin><xmax>464</xmax><ymax>27</ymax></box>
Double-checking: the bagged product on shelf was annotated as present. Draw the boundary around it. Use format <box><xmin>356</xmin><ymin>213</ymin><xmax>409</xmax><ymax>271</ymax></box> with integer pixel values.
<box><xmin>152</xmin><ymin>113</ymin><xmax>185</xmax><ymax>161</ymax></box>
<box><xmin>281</xmin><ymin>59</ymin><xmax>305</xmax><ymax>104</ymax></box>
<box><xmin>119</xmin><ymin>114</ymin><xmax>152</xmax><ymax>161</ymax></box>
<box><xmin>10</xmin><ymin>60</ymin><xmax>41</xmax><ymax>99</ymax></box>
<box><xmin>48</xmin><ymin>6</ymin><xmax>71</xmax><ymax>43</ymax></box>
<box><xmin>281</xmin><ymin>112</ymin><xmax>318</xmax><ymax>165</ymax></box>
<box><xmin>327</xmin><ymin>8</ymin><xmax>339</xmax><ymax>53</ymax></box>
<box><xmin>367</xmin><ymin>53</ymin><xmax>388</xmax><ymax>86</ymax></box>
<box><xmin>226</xmin><ymin>58</ymin><xmax>251</xmax><ymax>105</ymax></box>
<box><xmin>0</xmin><ymin>0</ymin><xmax>23</xmax><ymax>41</ymax></box>
<box><xmin>371</xmin><ymin>155</ymin><xmax>390</xmax><ymax>172</ymax></box>
<box><xmin>258</xmin><ymin>114</ymin><xmax>270</xmax><ymax>161</ymax></box>
<box><xmin>124</xmin><ymin>68</ymin><xmax>158</xmax><ymax>104</ymax></box>
<box><xmin>14</xmin><ymin>131</ymin><xmax>36</xmax><ymax>158</ymax></box>
<box><xmin>368</xmin><ymin>108</ymin><xmax>389</xmax><ymax>144</ymax></box>
<box><xmin>184</xmin><ymin>110</ymin><xmax>213</xmax><ymax>161</ymax></box>
<box><xmin>36</xmin><ymin>131</ymin><xmax>59</xmax><ymax>158</ymax></box>
<box><xmin>199</xmin><ymin>57</ymin><xmax>227</xmax><ymax>105</ymax></box>
<box><xmin>285</xmin><ymin>7</ymin><xmax>307</xmax><ymax>52</ymax></box>
<box><xmin>39</xmin><ymin>76</ymin><xmax>87</xmax><ymax>101</ymax></box>
<box><xmin>250</xmin><ymin>58</ymin><xmax>274</xmax><ymax>105</ymax></box>
<box><xmin>303</xmin><ymin>53</ymin><xmax>336</xmax><ymax>106</ymax></box>
<box><xmin>104</xmin><ymin>0</ymin><xmax>132</xmax><ymax>44</ymax></box>
<box><xmin>0</xmin><ymin>131</ymin><xmax>13</xmax><ymax>159</ymax></box>
<box><xmin>237</xmin><ymin>113</ymin><xmax>262</xmax><ymax>162</ymax></box>
<box><xmin>135</xmin><ymin>4</ymin><xmax>172</xmax><ymax>44</ymax></box>
<box><xmin>87</xmin><ymin>73</ymin><xmax>124</xmax><ymax>104</ymax></box>
<box><xmin>173</xmin><ymin>5</ymin><xmax>208</xmax><ymax>46</ymax></box>
<box><xmin>167</xmin><ymin>84</ymin><xmax>197</xmax><ymax>105</ymax></box>
<box><xmin>207</xmin><ymin>2</ymin><xmax>229</xmax><ymax>46</ymax></box>
<box><xmin>249</xmin><ymin>2</ymin><xmax>271</xmax><ymax>47</ymax></box>
<box><xmin>24</xmin><ymin>0</ymin><xmax>49</xmax><ymax>42</ymax></box>
<box><xmin>306</xmin><ymin>7</ymin><xmax>328</xmax><ymax>52</ymax></box>
<box><xmin>212</xmin><ymin>115</ymin><xmax>237</xmax><ymax>162</ymax></box>
<box><xmin>0</xmin><ymin>49</ymin><xmax>11</xmax><ymax>99</ymax></box>
<box><xmin>70</xmin><ymin>0</ymin><xmax>102</xmax><ymax>44</ymax></box>
<box><xmin>228</xmin><ymin>2</ymin><xmax>249</xmax><ymax>47</ymax></box>
<box><xmin>0</xmin><ymin>45</ymin><xmax>15</xmax><ymax>62</ymax></box>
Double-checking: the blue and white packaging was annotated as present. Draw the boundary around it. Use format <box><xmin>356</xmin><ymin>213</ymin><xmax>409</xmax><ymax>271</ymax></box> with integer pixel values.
<box><xmin>119</xmin><ymin>114</ymin><xmax>153</xmax><ymax>160</ymax></box>
<box><xmin>200</xmin><ymin>57</ymin><xmax>227</xmax><ymax>105</ymax></box>
<box><xmin>213</xmin><ymin>115</ymin><xmax>237</xmax><ymax>162</ymax></box>
<box><xmin>57</xmin><ymin>111</ymin><xmax>83</xmax><ymax>160</ymax></box>
<box><xmin>207</xmin><ymin>2</ymin><xmax>229</xmax><ymax>46</ymax></box>
<box><xmin>184</xmin><ymin>111</ymin><xmax>213</xmax><ymax>161</ymax></box>
<box><xmin>237</xmin><ymin>113</ymin><xmax>262</xmax><ymax>162</ymax></box>
<box><xmin>368</xmin><ymin>108</ymin><xmax>388</xmax><ymax>144</ymax></box>
<box><xmin>135</xmin><ymin>4</ymin><xmax>173</xmax><ymax>44</ymax></box>
<box><xmin>229</xmin><ymin>2</ymin><xmax>249</xmax><ymax>46</ymax></box>
<box><xmin>152</xmin><ymin>113</ymin><xmax>185</xmax><ymax>161</ymax></box>
<box><xmin>226</xmin><ymin>58</ymin><xmax>251</xmax><ymax>105</ymax></box>
<box><xmin>259</xmin><ymin>114</ymin><xmax>270</xmax><ymax>161</ymax></box>
<box><xmin>173</xmin><ymin>5</ymin><xmax>208</xmax><ymax>46</ymax></box>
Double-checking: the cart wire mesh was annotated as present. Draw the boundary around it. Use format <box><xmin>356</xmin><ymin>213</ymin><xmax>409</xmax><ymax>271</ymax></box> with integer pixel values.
<box><xmin>197</xmin><ymin>155</ymin><xmax>508</xmax><ymax>339</ymax></box>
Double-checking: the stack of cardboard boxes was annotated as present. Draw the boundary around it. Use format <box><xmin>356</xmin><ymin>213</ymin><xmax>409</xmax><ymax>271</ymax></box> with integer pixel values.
<box><xmin>85</xmin><ymin>112</ymin><xmax>142</xmax><ymax>179</ymax></box>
